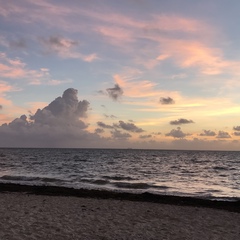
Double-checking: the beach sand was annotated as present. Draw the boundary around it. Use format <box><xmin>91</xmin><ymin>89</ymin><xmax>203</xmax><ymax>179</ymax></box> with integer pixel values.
<box><xmin>0</xmin><ymin>191</ymin><xmax>239</xmax><ymax>240</ymax></box>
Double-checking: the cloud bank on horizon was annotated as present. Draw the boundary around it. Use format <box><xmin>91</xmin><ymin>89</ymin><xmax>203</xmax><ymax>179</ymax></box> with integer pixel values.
<box><xmin>1</xmin><ymin>0</ymin><xmax>240</xmax><ymax>150</ymax></box>
<box><xmin>0</xmin><ymin>88</ymin><xmax>239</xmax><ymax>150</ymax></box>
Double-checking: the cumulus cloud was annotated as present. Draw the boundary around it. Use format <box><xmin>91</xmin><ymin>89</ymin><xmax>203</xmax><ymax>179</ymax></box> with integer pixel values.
<box><xmin>6</xmin><ymin>114</ymin><xmax>28</xmax><ymax>129</ymax></box>
<box><xmin>233</xmin><ymin>132</ymin><xmax>240</xmax><ymax>136</ymax></box>
<box><xmin>216</xmin><ymin>131</ymin><xmax>231</xmax><ymax>139</ymax></box>
<box><xmin>159</xmin><ymin>97</ymin><xmax>175</xmax><ymax>105</ymax></box>
<box><xmin>97</xmin><ymin>121</ymin><xmax>114</xmax><ymax>129</ymax></box>
<box><xmin>165</xmin><ymin>127</ymin><xmax>190</xmax><ymax>138</ymax></box>
<box><xmin>106</xmin><ymin>84</ymin><xmax>123</xmax><ymax>101</ymax></box>
<box><xmin>0</xmin><ymin>88</ymin><xmax>104</xmax><ymax>147</ymax></box>
<box><xmin>111</xmin><ymin>129</ymin><xmax>131</xmax><ymax>140</ymax></box>
<box><xmin>233</xmin><ymin>126</ymin><xmax>240</xmax><ymax>131</ymax></box>
<box><xmin>114</xmin><ymin>120</ymin><xmax>144</xmax><ymax>133</ymax></box>
<box><xmin>232</xmin><ymin>126</ymin><xmax>240</xmax><ymax>136</ymax></box>
<box><xmin>170</xmin><ymin>118</ymin><xmax>194</xmax><ymax>125</ymax></box>
<box><xmin>199</xmin><ymin>129</ymin><xmax>216</xmax><ymax>136</ymax></box>
<box><xmin>30</xmin><ymin>88</ymin><xmax>90</xmax><ymax>126</ymax></box>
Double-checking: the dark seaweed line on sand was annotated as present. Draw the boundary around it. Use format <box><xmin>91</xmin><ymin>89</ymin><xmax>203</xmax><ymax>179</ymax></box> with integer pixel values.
<box><xmin>0</xmin><ymin>183</ymin><xmax>239</xmax><ymax>213</ymax></box>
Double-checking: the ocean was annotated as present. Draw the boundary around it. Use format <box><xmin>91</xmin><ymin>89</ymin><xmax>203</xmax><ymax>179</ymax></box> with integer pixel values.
<box><xmin>0</xmin><ymin>148</ymin><xmax>239</xmax><ymax>201</ymax></box>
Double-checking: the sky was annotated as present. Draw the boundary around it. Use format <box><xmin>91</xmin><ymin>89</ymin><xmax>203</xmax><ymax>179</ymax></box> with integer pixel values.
<box><xmin>1</xmin><ymin>0</ymin><xmax>240</xmax><ymax>150</ymax></box>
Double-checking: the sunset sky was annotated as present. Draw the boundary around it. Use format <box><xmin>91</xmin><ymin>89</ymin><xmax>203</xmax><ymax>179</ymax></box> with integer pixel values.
<box><xmin>1</xmin><ymin>0</ymin><xmax>240</xmax><ymax>150</ymax></box>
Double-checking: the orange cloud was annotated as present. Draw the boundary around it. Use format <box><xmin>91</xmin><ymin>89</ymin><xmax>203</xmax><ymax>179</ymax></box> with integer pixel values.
<box><xmin>26</xmin><ymin>101</ymin><xmax>48</xmax><ymax>115</ymax></box>
<box><xmin>113</xmin><ymin>74</ymin><xmax>181</xmax><ymax>100</ymax></box>
<box><xmin>0</xmin><ymin>81</ymin><xmax>24</xmax><ymax>124</ymax></box>
<box><xmin>114</xmin><ymin>74</ymin><xmax>158</xmax><ymax>98</ymax></box>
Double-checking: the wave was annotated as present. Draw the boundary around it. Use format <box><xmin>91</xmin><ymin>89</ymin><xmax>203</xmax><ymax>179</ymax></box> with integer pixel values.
<box><xmin>80</xmin><ymin>178</ymin><xmax>110</xmax><ymax>185</ymax></box>
<box><xmin>113</xmin><ymin>182</ymin><xmax>150</xmax><ymax>189</ymax></box>
<box><xmin>1</xmin><ymin>175</ymin><xmax>40</xmax><ymax>181</ymax></box>
<box><xmin>0</xmin><ymin>175</ymin><xmax>63</xmax><ymax>184</ymax></box>
<box><xmin>102</xmin><ymin>175</ymin><xmax>135</xmax><ymax>181</ymax></box>
<box><xmin>78</xmin><ymin>177</ymin><xmax>170</xmax><ymax>191</ymax></box>
<box><xmin>113</xmin><ymin>181</ymin><xmax>169</xmax><ymax>190</ymax></box>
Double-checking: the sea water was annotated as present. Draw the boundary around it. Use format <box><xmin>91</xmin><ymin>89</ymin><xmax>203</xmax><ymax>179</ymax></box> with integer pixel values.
<box><xmin>0</xmin><ymin>148</ymin><xmax>239</xmax><ymax>201</ymax></box>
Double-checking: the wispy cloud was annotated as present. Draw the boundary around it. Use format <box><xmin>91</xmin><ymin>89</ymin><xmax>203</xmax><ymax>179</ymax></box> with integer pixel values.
<box><xmin>0</xmin><ymin>52</ymin><xmax>30</xmax><ymax>79</ymax></box>
<box><xmin>114</xmin><ymin>74</ymin><xmax>158</xmax><ymax>98</ymax></box>
<box><xmin>40</xmin><ymin>36</ymin><xmax>98</xmax><ymax>61</ymax></box>
<box><xmin>0</xmin><ymin>53</ymin><xmax>73</xmax><ymax>85</ymax></box>
<box><xmin>95</xmin><ymin>26</ymin><xmax>134</xmax><ymax>47</ymax></box>
<box><xmin>3</xmin><ymin>0</ymin><xmax>238</xmax><ymax>78</ymax></box>
<box><xmin>0</xmin><ymin>80</ymin><xmax>17</xmax><ymax>93</ymax></box>
<box><xmin>112</xmin><ymin>73</ymin><xmax>182</xmax><ymax>105</ymax></box>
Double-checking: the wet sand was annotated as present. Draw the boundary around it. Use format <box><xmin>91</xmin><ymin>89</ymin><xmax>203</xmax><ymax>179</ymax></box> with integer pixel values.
<box><xmin>0</xmin><ymin>183</ymin><xmax>239</xmax><ymax>239</ymax></box>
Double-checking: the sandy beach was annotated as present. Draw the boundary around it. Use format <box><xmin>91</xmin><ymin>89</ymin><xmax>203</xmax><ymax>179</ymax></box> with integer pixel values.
<box><xmin>0</xmin><ymin>186</ymin><xmax>239</xmax><ymax>240</ymax></box>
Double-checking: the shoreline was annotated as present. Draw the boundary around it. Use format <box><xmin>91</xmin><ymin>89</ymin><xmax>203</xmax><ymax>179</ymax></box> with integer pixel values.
<box><xmin>0</xmin><ymin>182</ymin><xmax>239</xmax><ymax>213</ymax></box>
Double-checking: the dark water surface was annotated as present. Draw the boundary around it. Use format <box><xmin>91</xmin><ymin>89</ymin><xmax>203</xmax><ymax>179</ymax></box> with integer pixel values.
<box><xmin>0</xmin><ymin>148</ymin><xmax>239</xmax><ymax>201</ymax></box>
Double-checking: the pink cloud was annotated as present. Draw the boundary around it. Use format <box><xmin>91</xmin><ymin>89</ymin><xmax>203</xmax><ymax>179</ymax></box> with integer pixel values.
<box><xmin>0</xmin><ymin>65</ymin><xmax>27</xmax><ymax>78</ymax></box>
<box><xmin>2</xmin><ymin>1</ymin><xmax>239</xmax><ymax>78</ymax></box>
<box><xmin>0</xmin><ymin>53</ymin><xmax>73</xmax><ymax>85</ymax></box>
<box><xmin>82</xmin><ymin>53</ymin><xmax>98</xmax><ymax>62</ymax></box>
<box><xmin>150</xmin><ymin>15</ymin><xmax>212</xmax><ymax>34</ymax></box>
<box><xmin>96</xmin><ymin>26</ymin><xmax>135</xmax><ymax>47</ymax></box>
<box><xmin>0</xmin><ymin>53</ymin><xmax>43</xmax><ymax>79</ymax></box>
<box><xmin>0</xmin><ymin>81</ymin><xmax>17</xmax><ymax>93</ymax></box>
<box><xmin>156</xmin><ymin>39</ymin><xmax>240</xmax><ymax>76</ymax></box>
